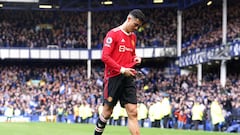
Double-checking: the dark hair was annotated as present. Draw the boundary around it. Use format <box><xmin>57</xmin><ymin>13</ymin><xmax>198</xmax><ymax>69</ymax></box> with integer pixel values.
<box><xmin>129</xmin><ymin>9</ymin><xmax>145</xmax><ymax>23</ymax></box>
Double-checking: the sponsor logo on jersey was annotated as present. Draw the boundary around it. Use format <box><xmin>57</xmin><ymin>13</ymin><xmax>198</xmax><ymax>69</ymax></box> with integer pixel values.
<box><xmin>119</xmin><ymin>45</ymin><xmax>133</xmax><ymax>52</ymax></box>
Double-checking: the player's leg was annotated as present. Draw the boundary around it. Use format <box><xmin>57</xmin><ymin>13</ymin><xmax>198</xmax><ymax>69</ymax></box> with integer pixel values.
<box><xmin>94</xmin><ymin>75</ymin><xmax>122</xmax><ymax>135</ymax></box>
<box><xmin>125</xmin><ymin>103</ymin><xmax>140</xmax><ymax>135</ymax></box>
<box><xmin>94</xmin><ymin>104</ymin><xmax>113</xmax><ymax>135</ymax></box>
<box><xmin>121</xmin><ymin>76</ymin><xmax>140</xmax><ymax>135</ymax></box>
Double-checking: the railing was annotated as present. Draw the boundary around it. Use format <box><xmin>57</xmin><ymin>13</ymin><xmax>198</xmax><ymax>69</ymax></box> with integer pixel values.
<box><xmin>0</xmin><ymin>47</ymin><xmax>177</xmax><ymax>60</ymax></box>
<box><xmin>179</xmin><ymin>40</ymin><xmax>240</xmax><ymax>67</ymax></box>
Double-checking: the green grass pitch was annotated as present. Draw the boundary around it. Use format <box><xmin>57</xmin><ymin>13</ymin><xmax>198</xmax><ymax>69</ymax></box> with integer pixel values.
<box><xmin>0</xmin><ymin>122</ymin><xmax>237</xmax><ymax>135</ymax></box>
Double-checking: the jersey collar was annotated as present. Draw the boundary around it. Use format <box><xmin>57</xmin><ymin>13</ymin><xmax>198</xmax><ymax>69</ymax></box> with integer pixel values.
<box><xmin>119</xmin><ymin>26</ymin><xmax>132</xmax><ymax>36</ymax></box>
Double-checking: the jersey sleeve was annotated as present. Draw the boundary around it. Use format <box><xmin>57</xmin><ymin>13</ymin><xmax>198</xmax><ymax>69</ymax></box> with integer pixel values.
<box><xmin>101</xmin><ymin>30</ymin><xmax>122</xmax><ymax>73</ymax></box>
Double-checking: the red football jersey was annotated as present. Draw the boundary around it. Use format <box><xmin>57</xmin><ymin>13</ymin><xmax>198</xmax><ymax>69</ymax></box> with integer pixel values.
<box><xmin>101</xmin><ymin>27</ymin><xmax>138</xmax><ymax>78</ymax></box>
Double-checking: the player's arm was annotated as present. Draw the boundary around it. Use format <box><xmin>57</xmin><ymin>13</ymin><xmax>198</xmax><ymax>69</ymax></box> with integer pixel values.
<box><xmin>133</xmin><ymin>35</ymin><xmax>141</xmax><ymax>65</ymax></box>
<box><xmin>101</xmin><ymin>32</ymin><xmax>122</xmax><ymax>72</ymax></box>
<box><xmin>123</xmin><ymin>35</ymin><xmax>140</xmax><ymax>76</ymax></box>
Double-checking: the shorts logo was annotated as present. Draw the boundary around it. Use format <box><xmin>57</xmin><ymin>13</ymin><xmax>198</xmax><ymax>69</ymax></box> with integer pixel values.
<box><xmin>107</xmin><ymin>97</ymin><xmax>113</xmax><ymax>102</ymax></box>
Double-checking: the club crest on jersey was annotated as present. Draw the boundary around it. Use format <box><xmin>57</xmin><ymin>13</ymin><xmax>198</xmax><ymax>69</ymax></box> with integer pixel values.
<box><xmin>131</xmin><ymin>40</ymin><xmax>135</xmax><ymax>47</ymax></box>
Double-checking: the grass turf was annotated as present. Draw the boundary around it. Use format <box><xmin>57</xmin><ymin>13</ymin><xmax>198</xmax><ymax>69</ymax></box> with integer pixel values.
<box><xmin>0</xmin><ymin>122</ymin><xmax>237</xmax><ymax>135</ymax></box>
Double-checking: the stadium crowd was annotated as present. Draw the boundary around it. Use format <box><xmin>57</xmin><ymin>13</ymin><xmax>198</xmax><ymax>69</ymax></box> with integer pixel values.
<box><xmin>0</xmin><ymin>0</ymin><xmax>239</xmax><ymax>53</ymax></box>
<box><xmin>181</xmin><ymin>0</ymin><xmax>240</xmax><ymax>54</ymax></box>
<box><xmin>0</xmin><ymin>8</ymin><xmax>177</xmax><ymax>49</ymax></box>
<box><xmin>0</xmin><ymin>63</ymin><xmax>239</xmax><ymax>133</ymax></box>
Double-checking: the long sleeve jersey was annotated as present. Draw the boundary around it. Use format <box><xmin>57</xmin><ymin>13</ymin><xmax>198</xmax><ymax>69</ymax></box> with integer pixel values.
<box><xmin>101</xmin><ymin>27</ymin><xmax>138</xmax><ymax>78</ymax></box>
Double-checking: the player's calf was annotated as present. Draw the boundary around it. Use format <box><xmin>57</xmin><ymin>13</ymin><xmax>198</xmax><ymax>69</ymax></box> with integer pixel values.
<box><xmin>94</xmin><ymin>114</ymin><xmax>109</xmax><ymax>135</ymax></box>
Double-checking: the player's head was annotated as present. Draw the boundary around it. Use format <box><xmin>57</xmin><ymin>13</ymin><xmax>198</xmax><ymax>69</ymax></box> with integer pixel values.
<box><xmin>126</xmin><ymin>9</ymin><xmax>145</xmax><ymax>32</ymax></box>
<box><xmin>129</xmin><ymin>9</ymin><xmax>145</xmax><ymax>23</ymax></box>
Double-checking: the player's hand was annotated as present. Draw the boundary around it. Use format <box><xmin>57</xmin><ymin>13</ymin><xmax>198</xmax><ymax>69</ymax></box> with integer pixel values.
<box><xmin>134</xmin><ymin>56</ymin><xmax>141</xmax><ymax>65</ymax></box>
<box><xmin>121</xmin><ymin>67</ymin><xmax>137</xmax><ymax>77</ymax></box>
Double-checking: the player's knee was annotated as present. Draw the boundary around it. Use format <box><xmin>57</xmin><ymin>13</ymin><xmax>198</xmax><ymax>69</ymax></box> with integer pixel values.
<box><xmin>127</xmin><ymin>108</ymin><xmax>138</xmax><ymax>118</ymax></box>
<box><xmin>102</xmin><ymin>105</ymin><xmax>114</xmax><ymax>118</ymax></box>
